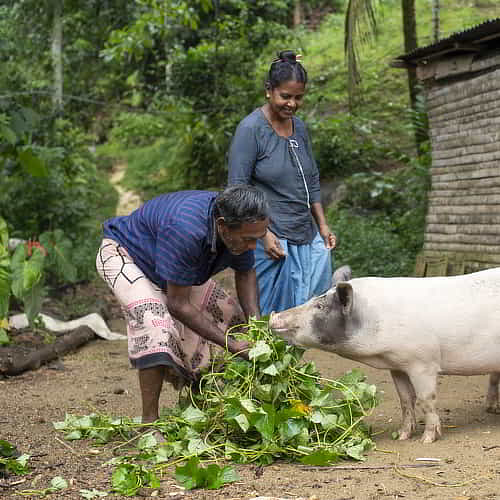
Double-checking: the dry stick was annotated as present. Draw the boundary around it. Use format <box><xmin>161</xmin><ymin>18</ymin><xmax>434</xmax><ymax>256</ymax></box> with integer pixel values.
<box><xmin>0</xmin><ymin>478</ymin><xmax>27</xmax><ymax>488</ymax></box>
<box><xmin>483</xmin><ymin>445</ymin><xmax>500</xmax><ymax>451</ymax></box>
<box><xmin>111</xmin><ymin>428</ymin><xmax>154</xmax><ymax>453</ymax></box>
<box><xmin>54</xmin><ymin>436</ymin><xmax>79</xmax><ymax>456</ymax></box>
<box><xmin>299</xmin><ymin>463</ymin><xmax>441</xmax><ymax>471</ymax></box>
<box><xmin>394</xmin><ymin>466</ymin><xmax>491</xmax><ymax>488</ymax></box>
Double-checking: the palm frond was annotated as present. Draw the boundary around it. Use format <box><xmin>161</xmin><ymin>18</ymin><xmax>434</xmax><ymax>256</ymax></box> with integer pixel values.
<box><xmin>344</xmin><ymin>0</ymin><xmax>379</xmax><ymax>110</ymax></box>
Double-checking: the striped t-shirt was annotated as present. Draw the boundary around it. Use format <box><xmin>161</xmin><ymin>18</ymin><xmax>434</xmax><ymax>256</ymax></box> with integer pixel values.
<box><xmin>102</xmin><ymin>190</ymin><xmax>254</xmax><ymax>288</ymax></box>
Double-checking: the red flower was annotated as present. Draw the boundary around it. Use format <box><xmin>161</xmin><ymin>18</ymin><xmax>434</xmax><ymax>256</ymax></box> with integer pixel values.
<box><xmin>25</xmin><ymin>239</ymin><xmax>48</xmax><ymax>257</ymax></box>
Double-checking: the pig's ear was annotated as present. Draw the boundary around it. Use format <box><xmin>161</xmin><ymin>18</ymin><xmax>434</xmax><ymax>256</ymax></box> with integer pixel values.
<box><xmin>336</xmin><ymin>282</ymin><xmax>353</xmax><ymax>315</ymax></box>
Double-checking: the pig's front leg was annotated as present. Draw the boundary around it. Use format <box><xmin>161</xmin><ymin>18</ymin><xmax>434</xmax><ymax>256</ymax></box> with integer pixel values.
<box><xmin>486</xmin><ymin>372</ymin><xmax>500</xmax><ymax>413</ymax></box>
<box><xmin>408</xmin><ymin>366</ymin><xmax>441</xmax><ymax>443</ymax></box>
<box><xmin>390</xmin><ymin>370</ymin><xmax>416</xmax><ymax>440</ymax></box>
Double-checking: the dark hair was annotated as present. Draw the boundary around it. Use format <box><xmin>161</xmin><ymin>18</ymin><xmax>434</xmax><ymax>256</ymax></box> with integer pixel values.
<box><xmin>267</xmin><ymin>50</ymin><xmax>308</xmax><ymax>90</ymax></box>
<box><xmin>214</xmin><ymin>185</ymin><xmax>269</xmax><ymax>228</ymax></box>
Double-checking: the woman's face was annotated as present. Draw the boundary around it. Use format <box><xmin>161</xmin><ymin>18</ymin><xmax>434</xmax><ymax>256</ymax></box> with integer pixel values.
<box><xmin>268</xmin><ymin>80</ymin><xmax>306</xmax><ymax>121</ymax></box>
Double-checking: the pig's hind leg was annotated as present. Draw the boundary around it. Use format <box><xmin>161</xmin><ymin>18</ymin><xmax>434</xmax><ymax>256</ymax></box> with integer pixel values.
<box><xmin>486</xmin><ymin>372</ymin><xmax>500</xmax><ymax>413</ymax></box>
<box><xmin>391</xmin><ymin>370</ymin><xmax>417</xmax><ymax>440</ymax></box>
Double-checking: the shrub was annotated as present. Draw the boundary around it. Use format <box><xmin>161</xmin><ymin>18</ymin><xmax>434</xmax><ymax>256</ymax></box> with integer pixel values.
<box><xmin>108</xmin><ymin>112</ymin><xmax>167</xmax><ymax>147</ymax></box>
<box><xmin>1</xmin><ymin>111</ymin><xmax>117</xmax><ymax>283</ymax></box>
<box><xmin>328</xmin><ymin>151</ymin><xmax>430</xmax><ymax>278</ymax></box>
<box><xmin>329</xmin><ymin>208</ymin><xmax>417</xmax><ymax>278</ymax></box>
<box><xmin>308</xmin><ymin>113</ymin><xmax>389</xmax><ymax>178</ymax></box>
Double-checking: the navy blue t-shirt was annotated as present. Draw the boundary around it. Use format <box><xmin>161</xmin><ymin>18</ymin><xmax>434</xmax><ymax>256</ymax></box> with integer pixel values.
<box><xmin>102</xmin><ymin>191</ymin><xmax>254</xmax><ymax>288</ymax></box>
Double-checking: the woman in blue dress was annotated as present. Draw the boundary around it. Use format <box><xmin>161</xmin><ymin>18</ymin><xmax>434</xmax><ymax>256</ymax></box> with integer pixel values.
<box><xmin>228</xmin><ymin>50</ymin><xmax>339</xmax><ymax>315</ymax></box>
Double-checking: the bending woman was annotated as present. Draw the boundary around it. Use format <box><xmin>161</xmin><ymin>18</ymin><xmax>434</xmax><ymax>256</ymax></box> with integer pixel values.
<box><xmin>228</xmin><ymin>50</ymin><xmax>337</xmax><ymax>315</ymax></box>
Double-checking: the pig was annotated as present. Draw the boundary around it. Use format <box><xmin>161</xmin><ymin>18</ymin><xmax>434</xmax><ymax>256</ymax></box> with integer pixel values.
<box><xmin>269</xmin><ymin>267</ymin><xmax>500</xmax><ymax>443</ymax></box>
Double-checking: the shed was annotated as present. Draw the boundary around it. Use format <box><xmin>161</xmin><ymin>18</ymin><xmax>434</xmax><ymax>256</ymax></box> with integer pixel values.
<box><xmin>393</xmin><ymin>19</ymin><xmax>500</xmax><ymax>277</ymax></box>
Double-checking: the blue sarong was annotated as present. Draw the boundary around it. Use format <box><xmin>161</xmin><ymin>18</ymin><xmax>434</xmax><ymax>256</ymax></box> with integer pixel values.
<box><xmin>256</xmin><ymin>232</ymin><xmax>332</xmax><ymax>315</ymax></box>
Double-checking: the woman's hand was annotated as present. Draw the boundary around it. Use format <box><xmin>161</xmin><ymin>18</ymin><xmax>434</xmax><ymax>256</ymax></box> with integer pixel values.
<box><xmin>262</xmin><ymin>230</ymin><xmax>287</xmax><ymax>260</ymax></box>
<box><xmin>319</xmin><ymin>224</ymin><xmax>336</xmax><ymax>250</ymax></box>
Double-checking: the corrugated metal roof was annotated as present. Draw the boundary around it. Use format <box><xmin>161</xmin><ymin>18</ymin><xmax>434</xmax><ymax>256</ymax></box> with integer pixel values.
<box><xmin>395</xmin><ymin>17</ymin><xmax>500</xmax><ymax>63</ymax></box>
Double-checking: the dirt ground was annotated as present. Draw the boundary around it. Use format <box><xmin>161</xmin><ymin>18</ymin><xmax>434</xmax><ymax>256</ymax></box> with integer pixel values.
<box><xmin>2</xmin><ymin>276</ymin><xmax>500</xmax><ymax>500</ymax></box>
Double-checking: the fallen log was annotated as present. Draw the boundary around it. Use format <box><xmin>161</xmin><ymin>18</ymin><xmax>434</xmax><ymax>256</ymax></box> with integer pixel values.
<box><xmin>0</xmin><ymin>326</ymin><xmax>95</xmax><ymax>376</ymax></box>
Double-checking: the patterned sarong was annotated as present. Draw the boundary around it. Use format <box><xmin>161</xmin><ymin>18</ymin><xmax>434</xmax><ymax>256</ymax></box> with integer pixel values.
<box><xmin>96</xmin><ymin>239</ymin><xmax>245</xmax><ymax>385</ymax></box>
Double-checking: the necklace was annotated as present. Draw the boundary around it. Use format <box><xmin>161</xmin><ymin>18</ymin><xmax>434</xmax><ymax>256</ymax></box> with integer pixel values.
<box><xmin>261</xmin><ymin>105</ymin><xmax>293</xmax><ymax>138</ymax></box>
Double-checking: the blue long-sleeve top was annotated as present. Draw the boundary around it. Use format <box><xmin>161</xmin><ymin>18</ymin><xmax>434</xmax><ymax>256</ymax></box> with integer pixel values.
<box><xmin>227</xmin><ymin>108</ymin><xmax>321</xmax><ymax>245</ymax></box>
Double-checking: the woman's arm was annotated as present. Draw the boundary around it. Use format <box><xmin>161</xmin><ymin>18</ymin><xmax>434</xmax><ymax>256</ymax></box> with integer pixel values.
<box><xmin>311</xmin><ymin>202</ymin><xmax>336</xmax><ymax>250</ymax></box>
<box><xmin>302</xmin><ymin>123</ymin><xmax>336</xmax><ymax>250</ymax></box>
<box><xmin>227</xmin><ymin>123</ymin><xmax>258</xmax><ymax>185</ymax></box>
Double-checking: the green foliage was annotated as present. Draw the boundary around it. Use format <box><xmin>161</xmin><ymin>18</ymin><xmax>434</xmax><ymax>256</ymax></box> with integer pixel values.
<box><xmin>2</xmin><ymin>0</ymin><xmax>498</xmax><ymax>301</ymax></box>
<box><xmin>0</xmin><ymin>218</ymin><xmax>11</xmax><ymax>343</ymax></box>
<box><xmin>54</xmin><ymin>319</ymin><xmax>377</xmax><ymax>491</ymax></box>
<box><xmin>3</xmin><ymin>1</ymin><xmax>139</xmax><ymax>124</ymax></box>
<box><xmin>329</xmin><ymin>152</ymin><xmax>431</xmax><ymax>277</ymax></box>
<box><xmin>11</xmin><ymin>243</ymin><xmax>47</xmax><ymax>325</ymax></box>
<box><xmin>175</xmin><ymin>457</ymin><xmax>239</xmax><ymax>490</ymax></box>
<box><xmin>1</xmin><ymin>105</ymin><xmax>117</xmax><ymax>283</ymax></box>
<box><xmin>0</xmin><ymin>220</ymin><xmax>49</xmax><ymax>344</ymax></box>
<box><xmin>108</xmin><ymin>112</ymin><xmax>166</xmax><ymax>147</ymax></box>
<box><xmin>101</xmin><ymin>0</ymin><xmax>212</xmax><ymax>63</ymax></box>
<box><xmin>39</xmin><ymin>230</ymin><xmax>78</xmax><ymax>285</ymax></box>
<box><xmin>0</xmin><ymin>439</ymin><xmax>30</xmax><ymax>476</ymax></box>
<box><xmin>330</xmin><ymin>209</ymin><xmax>415</xmax><ymax>277</ymax></box>
<box><xmin>20</xmin><ymin>476</ymin><xmax>68</xmax><ymax>497</ymax></box>
<box><xmin>0</xmin><ymin>214</ymin><xmax>81</xmax><ymax>344</ymax></box>
<box><xmin>308</xmin><ymin>112</ymin><xmax>389</xmax><ymax>177</ymax></box>
<box><xmin>112</xmin><ymin>463</ymin><xmax>160</xmax><ymax>496</ymax></box>
<box><xmin>110</xmin><ymin>96</ymin><xmax>248</xmax><ymax>196</ymax></box>
<box><xmin>0</xmin><ymin>104</ymin><xmax>48</xmax><ymax>177</ymax></box>
<box><xmin>99</xmin><ymin>0</ymin><xmax>299</xmax><ymax>196</ymax></box>
<box><xmin>1</xmin><ymin>116</ymin><xmax>96</xmax><ymax>235</ymax></box>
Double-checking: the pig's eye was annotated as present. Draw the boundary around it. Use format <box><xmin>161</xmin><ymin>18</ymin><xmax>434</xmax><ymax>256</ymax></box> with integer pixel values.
<box><xmin>315</xmin><ymin>302</ymin><xmax>325</xmax><ymax>310</ymax></box>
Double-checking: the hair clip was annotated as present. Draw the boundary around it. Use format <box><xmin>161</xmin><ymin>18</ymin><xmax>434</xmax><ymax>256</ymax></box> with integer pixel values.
<box><xmin>296</xmin><ymin>54</ymin><xmax>302</xmax><ymax>61</ymax></box>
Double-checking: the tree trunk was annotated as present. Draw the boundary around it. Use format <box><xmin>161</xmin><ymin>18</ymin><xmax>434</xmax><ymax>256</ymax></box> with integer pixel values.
<box><xmin>0</xmin><ymin>326</ymin><xmax>95</xmax><ymax>376</ymax></box>
<box><xmin>432</xmin><ymin>0</ymin><xmax>440</xmax><ymax>43</ymax></box>
<box><xmin>213</xmin><ymin>0</ymin><xmax>220</xmax><ymax>99</ymax></box>
<box><xmin>164</xmin><ymin>11</ymin><xmax>171</xmax><ymax>91</ymax></box>
<box><xmin>51</xmin><ymin>0</ymin><xmax>63</xmax><ymax>113</ymax></box>
<box><xmin>293</xmin><ymin>0</ymin><xmax>303</xmax><ymax>28</ymax></box>
<box><xmin>401</xmin><ymin>0</ymin><xmax>427</xmax><ymax>153</ymax></box>
<box><xmin>401</xmin><ymin>0</ymin><xmax>418</xmax><ymax>111</ymax></box>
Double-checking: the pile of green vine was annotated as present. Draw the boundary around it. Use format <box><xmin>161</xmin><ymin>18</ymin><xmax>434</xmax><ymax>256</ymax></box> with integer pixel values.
<box><xmin>54</xmin><ymin>318</ymin><xmax>378</xmax><ymax>495</ymax></box>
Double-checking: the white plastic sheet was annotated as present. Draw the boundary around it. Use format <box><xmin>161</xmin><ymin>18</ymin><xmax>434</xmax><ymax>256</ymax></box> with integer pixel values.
<box><xmin>8</xmin><ymin>312</ymin><xmax>126</xmax><ymax>341</ymax></box>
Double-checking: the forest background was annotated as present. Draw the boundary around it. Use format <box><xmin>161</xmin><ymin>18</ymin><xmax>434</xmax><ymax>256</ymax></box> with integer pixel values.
<box><xmin>0</xmin><ymin>0</ymin><xmax>498</xmax><ymax>342</ymax></box>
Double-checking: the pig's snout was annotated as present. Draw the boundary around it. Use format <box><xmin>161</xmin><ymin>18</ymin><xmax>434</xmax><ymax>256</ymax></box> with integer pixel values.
<box><xmin>269</xmin><ymin>311</ymin><xmax>276</xmax><ymax>327</ymax></box>
<box><xmin>269</xmin><ymin>312</ymin><xmax>296</xmax><ymax>340</ymax></box>
<box><xmin>269</xmin><ymin>311</ymin><xmax>285</xmax><ymax>331</ymax></box>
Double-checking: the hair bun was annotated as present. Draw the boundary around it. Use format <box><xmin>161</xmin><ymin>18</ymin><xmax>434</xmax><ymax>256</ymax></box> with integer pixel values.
<box><xmin>278</xmin><ymin>50</ymin><xmax>297</xmax><ymax>64</ymax></box>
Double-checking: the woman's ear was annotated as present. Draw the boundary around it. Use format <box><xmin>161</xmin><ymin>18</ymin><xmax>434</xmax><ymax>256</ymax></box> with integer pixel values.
<box><xmin>265</xmin><ymin>83</ymin><xmax>271</xmax><ymax>99</ymax></box>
